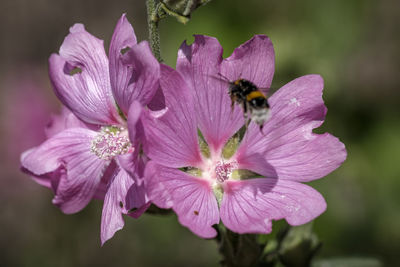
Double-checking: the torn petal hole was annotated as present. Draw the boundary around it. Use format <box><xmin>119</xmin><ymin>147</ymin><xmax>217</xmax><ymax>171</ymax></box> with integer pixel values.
<box><xmin>63</xmin><ymin>62</ymin><xmax>83</xmax><ymax>76</ymax></box>
<box><xmin>178</xmin><ymin>167</ymin><xmax>202</xmax><ymax>177</ymax></box>
<box><xmin>120</xmin><ymin>47</ymin><xmax>130</xmax><ymax>55</ymax></box>
<box><xmin>69</xmin><ymin>67</ymin><xmax>82</xmax><ymax>75</ymax></box>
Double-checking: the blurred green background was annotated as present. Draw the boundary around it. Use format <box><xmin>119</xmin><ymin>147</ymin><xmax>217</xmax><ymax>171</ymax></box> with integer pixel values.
<box><xmin>1</xmin><ymin>0</ymin><xmax>399</xmax><ymax>266</ymax></box>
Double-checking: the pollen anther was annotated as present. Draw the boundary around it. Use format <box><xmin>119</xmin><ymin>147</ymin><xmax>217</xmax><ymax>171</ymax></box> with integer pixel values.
<box><xmin>215</xmin><ymin>160</ymin><xmax>238</xmax><ymax>183</ymax></box>
<box><xmin>90</xmin><ymin>126</ymin><xmax>132</xmax><ymax>160</ymax></box>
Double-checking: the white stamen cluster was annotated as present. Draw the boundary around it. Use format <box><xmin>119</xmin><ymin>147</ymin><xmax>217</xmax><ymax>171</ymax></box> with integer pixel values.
<box><xmin>214</xmin><ymin>160</ymin><xmax>238</xmax><ymax>183</ymax></box>
<box><xmin>90</xmin><ymin>126</ymin><xmax>131</xmax><ymax>160</ymax></box>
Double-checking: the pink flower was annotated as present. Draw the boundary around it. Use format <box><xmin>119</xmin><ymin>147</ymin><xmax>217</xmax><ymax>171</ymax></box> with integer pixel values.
<box><xmin>141</xmin><ymin>35</ymin><xmax>347</xmax><ymax>238</ymax></box>
<box><xmin>20</xmin><ymin>14</ymin><xmax>159</xmax><ymax>244</ymax></box>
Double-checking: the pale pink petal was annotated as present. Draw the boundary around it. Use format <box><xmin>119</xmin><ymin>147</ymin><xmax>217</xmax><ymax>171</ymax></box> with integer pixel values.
<box><xmin>94</xmin><ymin>162</ymin><xmax>117</xmax><ymax>200</ymax></box>
<box><xmin>236</xmin><ymin>152</ymin><xmax>277</xmax><ymax>178</ymax></box>
<box><xmin>221</xmin><ymin>35</ymin><xmax>275</xmax><ymax>91</ymax></box>
<box><xmin>30</xmin><ymin>173</ymin><xmax>52</xmax><ymax>189</ymax></box>
<box><xmin>176</xmin><ymin>35</ymin><xmax>244</xmax><ymax>153</ymax></box>
<box><xmin>52</xmin><ymin>160</ymin><xmax>110</xmax><ymax>214</ymax></box>
<box><xmin>117</xmin><ymin>151</ymin><xmax>150</xmax><ymax>216</ymax></box>
<box><xmin>147</xmin><ymin>87</ymin><xmax>165</xmax><ymax>111</ymax></box>
<box><xmin>21</xmin><ymin>128</ymin><xmax>110</xmax><ymax>213</ymax></box>
<box><xmin>100</xmin><ymin>148</ymin><xmax>149</xmax><ymax>245</ymax></box>
<box><xmin>21</xmin><ymin>128</ymin><xmax>95</xmax><ymax>175</ymax></box>
<box><xmin>126</xmin><ymin>179</ymin><xmax>150</xmax><ymax>219</ymax></box>
<box><xmin>146</xmin><ymin>161</ymin><xmax>219</xmax><ymax>238</ymax></box>
<box><xmin>141</xmin><ymin>65</ymin><xmax>203</xmax><ymax>168</ymax></box>
<box><xmin>49</xmin><ymin>24</ymin><xmax>119</xmax><ymax>125</ymax></box>
<box><xmin>22</xmin><ymin>146</ymin><xmax>111</xmax><ymax>201</ymax></box>
<box><xmin>126</xmin><ymin>100</ymin><xmax>143</xmax><ymax>144</ymax></box>
<box><xmin>109</xmin><ymin>14</ymin><xmax>137</xmax><ymax>113</ymax></box>
<box><xmin>114</xmin><ymin>41</ymin><xmax>160</xmax><ymax>114</ymax></box>
<box><xmin>21</xmin><ymin>147</ymin><xmax>56</xmax><ymax>189</ymax></box>
<box><xmin>45</xmin><ymin>106</ymin><xmax>91</xmax><ymax>138</ymax></box>
<box><xmin>220</xmin><ymin>179</ymin><xmax>326</xmax><ymax>234</ymax></box>
<box><xmin>22</xmin><ymin>134</ymin><xmax>112</xmax><ymax>202</ymax></box>
<box><xmin>236</xmin><ymin>75</ymin><xmax>347</xmax><ymax>182</ymax></box>
<box><xmin>145</xmin><ymin>161</ymin><xmax>173</xmax><ymax>209</ymax></box>
<box><xmin>100</xmin><ymin>167</ymin><xmax>133</xmax><ymax>245</ymax></box>
<box><xmin>109</xmin><ymin>14</ymin><xmax>160</xmax><ymax>114</ymax></box>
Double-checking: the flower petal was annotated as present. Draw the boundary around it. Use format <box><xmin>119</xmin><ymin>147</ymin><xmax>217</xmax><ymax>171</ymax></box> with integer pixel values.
<box><xmin>109</xmin><ymin>14</ymin><xmax>137</xmax><ymax>111</ymax></box>
<box><xmin>146</xmin><ymin>161</ymin><xmax>219</xmax><ymax>238</ymax></box>
<box><xmin>117</xmin><ymin>152</ymin><xmax>150</xmax><ymax>216</ymax></box>
<box><xmin>236</xmin><ymin>75</ymin><xmax>346</xmax><ymax>181</ymax></box>
<box><xmin>100</xmin><ymin>168</ymin><xmax>132</xmax><ymax>245</ymax></box>
<box><xmin>220</xmin><ymin>179</ymin><xmax>326</xmax><ymax>234</ymax></box>
<box><xmin>109</xmin><ymin>14</ymin><xmax>160</xmax><ymax>114</ymax></box>
<box><xmin>236</xmin><ymin>152</ymin><xmax>277</xmax><ymax>178</ymax></box>
<box><xmin>145</xmin><ymin>161</ymin><xmax>173</xmax><ymax>209</ymax></box>
<box><xmin>45</xmin><ymin>106</ymin><xmax>90</xmax><ymax>138</ymax></box>
<box><xmin>127</xmin><ymin>100</ymin><xmax>143</xmax><ymax>144</ymax></box>
<box><xmin>94</xmin><ymin>162</ymin><xmax>117</xmax><ymax>200</ymax></box>
<box><xmin>221</xmin><ymin>35</ymin><xmax>275</xmax><ymax>91</ymax></box>
<box><xmin>126</xmin><ymin>179</ymin><xmax>150</xmax><ymax>219</ymax></box>
<box><xmin>21</xmin><ymin>148</ymin><xmax>51</xmax><ymax>188</ymax></box>
<box><xmin>101</xmin><ymin>151</ymin><xmax>149</xmax><ymax>245</ymax></box>
<box><xmin>112</xmin><ymin>41</ymin><xmax>160</xmax><ymax>114</ymax></box>
<box><xmin>141</xmin><ymin>64</ymin><xmax>203</xmax><ymax>168</ymax></box>
<box><xmin>49</xmin><ymin>24</ymin><xmax>119</xmax><ymax>125</ymax></box>
<box><xmin>22</xmin><ymin>146</ymin><xmax>110</xmax><ymax>200</ymax></box>
<box><xmin>147</xmin><ymin>87</ymin><xmax>166</xmax><ymax>111</ymax></box>
<box><xmin>21</xmin><ymin>128</ymin><xmax>110</xmax><ymax>213</ymax></box>
<box><xmin>177</xmin><ymin>35</ymin><xmax>244</xmax><ymax>153</ymax></box>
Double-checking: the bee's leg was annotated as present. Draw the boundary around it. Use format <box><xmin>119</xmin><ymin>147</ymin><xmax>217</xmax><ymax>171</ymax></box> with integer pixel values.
<box><xmin>242</xmin><ymin>102</ymin><xmax>247</xmax><ymax>115</ymax></box>
<box><xmin>230</xmin><ymin>97</ymin><xmax>235</xmax><ymax>112</ymax></box>
<box><xmin>259</xmin><ymin>123</ymin><xmax>265</xmax><ymax>135</ymax></box>
<box><xmin>243</xmin><ymin>103</ymin><xmax>250</xmax><ymax>130</ymax></box>
<box><xmin>242</xmin><ymin>105</ymin><xmax>249</xmax><ymax>125</ymax></box>
<box><xmin>245</xmin><ymin>117</ymin><xmax>251</xmax><ymax>129</ymax></box>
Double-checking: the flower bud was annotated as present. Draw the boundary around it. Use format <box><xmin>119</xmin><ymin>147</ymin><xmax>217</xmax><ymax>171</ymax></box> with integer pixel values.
<box><xmin>279</xmin><ymin>223</ymin><xmax>321</xmax><ymax>267</ymax></box>
<box><xmin>160</xmin><ymin>0</ymin><xmax>213</xmax><ymax>24</ymax></box>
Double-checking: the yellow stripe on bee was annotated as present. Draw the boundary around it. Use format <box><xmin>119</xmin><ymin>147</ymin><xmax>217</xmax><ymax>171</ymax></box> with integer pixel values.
<box><xmin>246</xmin><ymin>91</ymin><xmax>266</xmax><ymax>101</ymax></box>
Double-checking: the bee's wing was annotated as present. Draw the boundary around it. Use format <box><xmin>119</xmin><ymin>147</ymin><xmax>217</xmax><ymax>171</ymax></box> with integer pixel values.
<box><xmin>206</xmin><ymin>73</ymin><xmax>231</xmax><ymax>84</ymax></box>
<box><xmin>257</xmin><ymin>86</ymin><xmax>277</xmax><ymax>97</ymax></box>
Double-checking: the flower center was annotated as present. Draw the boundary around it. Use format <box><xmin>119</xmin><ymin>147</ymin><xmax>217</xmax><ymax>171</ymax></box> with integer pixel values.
<box><xmin>214</xmin><ymin>160</ymin><xmax>238</xmax><ymax>183</ymax></box>
<box><xmin>90</xmin><ymin>126</ymin><xmax>132</xmax><ymax>160</ymax></box>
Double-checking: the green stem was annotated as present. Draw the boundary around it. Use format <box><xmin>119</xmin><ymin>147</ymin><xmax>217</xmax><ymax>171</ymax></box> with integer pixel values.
<box><xmin>216</xmin><ymin>225</ymin><xmax>263</xmax><ymax>267</ymax></box>
<box><xmin>146</xmin><ymin>0</ymin><xmax>163</xmax><ymax>62</ymax></box>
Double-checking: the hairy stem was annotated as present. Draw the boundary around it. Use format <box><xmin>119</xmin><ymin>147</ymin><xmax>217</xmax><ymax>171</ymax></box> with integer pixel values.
<box><xmin>146</xmin><ymin>0</ymin><xmax>163</xmax><ymax>62</ymax></box>
<box><xmin>215</xmin><ymin>225</ymin><xmax>263</xmax><ymax>267</ymax></box>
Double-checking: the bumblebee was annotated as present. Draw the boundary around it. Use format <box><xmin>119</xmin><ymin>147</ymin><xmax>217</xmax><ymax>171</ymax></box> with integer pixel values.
<box><xmin>228</xmin><ymin>78</ymin><xmax>270</xmax><ymax>131</ymax></box>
